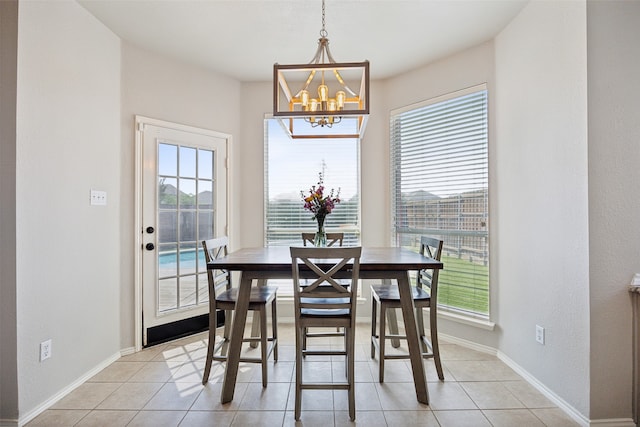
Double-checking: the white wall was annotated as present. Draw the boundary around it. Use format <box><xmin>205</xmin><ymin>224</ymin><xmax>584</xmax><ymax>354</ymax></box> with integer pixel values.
<box><xmin>16</xmin><ymin>0</ymin><xmax>121</xmax><ymax>418</ymax></box>
<box><xmin>586</xmin><ymin>0</ymin><xmax>640</xmax><ymax>420</ymax></box>
<box><xmin>495</xmin><ymin>0</ymin><xmax>590</xmax><ymax>417</ymax></box>
<box><xmin>119</xmin><ymin>43</ymin><xmax>242</xmax><ymax>348</ymax></box>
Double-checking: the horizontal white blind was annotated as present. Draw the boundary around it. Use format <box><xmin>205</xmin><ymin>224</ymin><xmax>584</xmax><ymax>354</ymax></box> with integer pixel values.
<box><xmin>390</xmin><ymin>85</ymin><xmax>489</xmax><ymax>318</ymax></box>
<box><xmin>264</xmin><ymin>118</ymin><xmax>361</xmax><ymax>295</ymax></box>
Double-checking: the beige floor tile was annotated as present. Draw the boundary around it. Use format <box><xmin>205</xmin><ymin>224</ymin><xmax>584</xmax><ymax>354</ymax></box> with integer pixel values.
<box><xmin>375</xmin><ymin>382</ymin><xmax>431</xmax><ymax>411</ymax></box>
<box><xmin>283</xmin><ymin>410</ymin><xmax>336</xmax><ymax>426</ymax></box>
<box><xmin>287</xmin><ymin>388</ymin><xmax>335</xmax><ymax>411</ymax></box>
<box><xmin>128</xmin><ymin>361</ymin><xmax>185</xmax><ymax>383</ymax></box>
<box><xmin>426</xmin><ymin>381</ymin><xmax>478</xmax><ymax>410</ymax></box>
<box><xmin>439</xmin><ymin>343</ymin><xmax>496</xmax><ymax>361</ymax></box>
<box><xmin>171</xmin><ymin>359</ymin><xmax>208</xmax><ymax>383</ymax></box>
<box><xmin>370</xmin><ymin>359</ymin><xmax>413</xmax><ymax>383</ymax></box>
<box><xmin>239</xmin><ymin>381</ymin><xmax>291</xmax><ymax>410</ymax></box>
<box><xmin>531</xmin><ymin>408</ymin><xmax>582</xmax><ymax>426</ymax></box>
<box><xmin>127</xmin><ymin>410</ymin><xmax>187</xmax><ymax>427</ymax></box>
<box><xmin>179</xmin><ymin>410</ymin><xmax>236</xmax><ymax>427</ymax></box>
<box><xmin>51</xmin><ymin>382</ymin><xmax>121</xmax><ymax>409</ymax></box>
<box><xmin>383</xmin><ymin>410</ymin><xmax>440</xmax><ymax>426</ymax></box>
<box><xmin>95</xmin><ymin>382</ymin><xmax>163</xmax><ymax>410</ymax></box>
<box><xmin>190</xmin><ymin>382</ymin><xmax>248</xmax><ymax>411</ymax></box>
<box><xmin>445</xmin><ymin>360</ymin><xmax>522</xmax><ymax>381</ymax></box>
<box><xmin>482</xmin><ymin>408</ymin><xmax>546</xmax><ymax>426</ymax></box>
<box><xmin>334</xmin><ymin>410</ymin><xmax>387</xmax><ymax>426</ymax></box>
<box><xmin>119</xmin><ymin>344</ymin><xmax>169</xmax><ymax>362</ymax></box>
<box><xmin>231</xmin><ymin>410</ymin><xmax>285</xmax><ymax>426</ymax></box>
<box><xmin>25</xmin><ymin>409</ymin><xmax>89</xmax><ymax>426</ymax></box>
<box><xmin>433</xmin><ymin>409</ymin><xmax>492</xmax><ymax>427</ymax></box>
<box><xmin>143</xmin><ymin>382</ymin><xmax>202</xmax><ymax>410</ymax></box>
<box><xmin>503</xmin><ymin>380</ymin><xmax>556</xmax><ymax>408</ymax></box>
<box><xmin>331</xmin><ymin>360</ymin><xmax>374</xmax><ymax>383</ymax></box>
<box><xmin>334</xmin><ymin>383</ymin><xmax>382</xmax><ymax>411</ymax></box>
<box><xmin>88</xmin><ymin>361</ymin><xmax>146</xmax><ymax>382</ymax></box>
<box><xmin>461</xmin><ymin>381</ymin><xmax>524</xmax><ymax>409</ymax></box>
<box><xmin>74</xmin><ymin>409</ymin><xmax>137</xmax><ymax>426</ymax></box>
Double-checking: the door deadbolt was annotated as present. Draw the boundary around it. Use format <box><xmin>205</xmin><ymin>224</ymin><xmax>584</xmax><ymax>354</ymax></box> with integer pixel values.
<box><xmin>146</xmin><ymin>226</ymin><xmax>155</xmax><ymax>234</ymax></box>
<box><xmin>145</xmin><ymin>243</ymin><xmax>155</xmax><ymax>251</ymax></box>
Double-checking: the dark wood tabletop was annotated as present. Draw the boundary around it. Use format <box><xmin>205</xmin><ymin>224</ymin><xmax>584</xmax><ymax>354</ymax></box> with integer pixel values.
<box><xmin>207</xmin><ymin>246</ymin><xmax>443</xmax><ymax>273</ymax></box>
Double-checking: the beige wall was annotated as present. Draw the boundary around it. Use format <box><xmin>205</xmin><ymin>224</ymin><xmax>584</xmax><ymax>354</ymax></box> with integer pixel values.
<box><xmin>15</xmin><ymin>0</ymin><xmax>122</xmax><ymax>418</ymax></box>
<box><xmin>4</xmin><ymin>0</ymin><xmax>640</xmax><ymax>424</ymax></box>
<box><xmin>495</xmin><ymin>0</ymin><xmax>591</xmax><ymax>418</ymax></box>
<box><xmin>587</xmin><ymin>0</ymin><xmax>640</xmax><ymax>420</ymax></box>
<box><xmin>119</xmin><ymin>43</ymin><xmax>242</xmax><ymax>349</ymax></box>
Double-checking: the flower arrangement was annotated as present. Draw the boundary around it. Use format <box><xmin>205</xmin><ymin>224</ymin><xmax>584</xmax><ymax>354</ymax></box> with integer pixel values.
<box><xmin>301</xmin><ymin>172</ymin><xmax>340</xmax><ymax>246</ymax></box>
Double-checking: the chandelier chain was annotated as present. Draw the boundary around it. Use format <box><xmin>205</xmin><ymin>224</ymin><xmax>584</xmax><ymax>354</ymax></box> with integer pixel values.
<box><xmin>320</xmin><ymin>0</ymin><xmax>328</xmax><ymax>38</ymax></box>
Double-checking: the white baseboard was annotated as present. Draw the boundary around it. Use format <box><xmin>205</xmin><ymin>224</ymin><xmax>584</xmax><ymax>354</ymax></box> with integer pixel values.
<box><xmin>18</xmin><ymin>351</ymin><xmax>121</xmax><ymax>427</ymax></box>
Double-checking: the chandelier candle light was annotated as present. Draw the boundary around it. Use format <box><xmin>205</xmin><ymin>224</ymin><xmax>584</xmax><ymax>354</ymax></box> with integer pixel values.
<box><xmin>301</xmin><ymin>172</ymin><xmax>341</xmax><ymax>247</ymax></box>
<box><xmin>273</xmin><ymin>0</ymin><xmax>369</xmax><ymax>139</ymax></box>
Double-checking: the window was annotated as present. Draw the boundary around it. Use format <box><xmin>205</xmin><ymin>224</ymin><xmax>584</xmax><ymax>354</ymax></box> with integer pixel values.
<box><xmin>264</xmin><ymin>118</ymin><xmax>361</xmax><ymax>294</ymax></box>
<box><xmin>390</xmin><ymin>85</ymin><xmax>489</xmax><ymax>319</ymax></box>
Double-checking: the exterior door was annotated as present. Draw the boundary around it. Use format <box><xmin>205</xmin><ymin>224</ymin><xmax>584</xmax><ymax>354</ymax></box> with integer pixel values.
<box><xmin>137</xmin><ymin>117</ymin><xmax>228</xmax><ymax>347</ymax></box>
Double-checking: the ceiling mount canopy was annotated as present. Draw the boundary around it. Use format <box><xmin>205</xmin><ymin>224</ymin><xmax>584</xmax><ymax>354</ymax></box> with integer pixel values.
<box><xmin>273</xmin><ymin>0</ymin><xmax>369</xmax><ymax>139</ymax></box>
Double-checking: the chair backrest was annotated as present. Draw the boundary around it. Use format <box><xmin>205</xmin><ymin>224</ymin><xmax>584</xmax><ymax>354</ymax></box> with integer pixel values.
<box><xmin>417</xmin><ymin>236</ymin><xmax>444</xmax><ymax>299</ymax></box>
<box><xmin>290</xmin><ymin>246</ymin><xmax>361</xmax><ymax>317</ymax></box>
<box><xmin>301</xmin><ymin>232</ymin><xmax>344</xmax><ymax>247</ymax></box>
<box><xmin>202</xmin><ymin>237</ymin><xmax>231</xmax><ymax>298</ymax></box>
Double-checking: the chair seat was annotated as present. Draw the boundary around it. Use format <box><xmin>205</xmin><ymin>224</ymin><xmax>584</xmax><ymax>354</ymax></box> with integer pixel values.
<box><xmin>370</xmin><ymin>284</ymin><xmax>430</xmax><ymax>302</ymax></box>
<box><xmin>216</xmin><ymin>286</ymin><xmax>278</xmax><ymax>304</ymax></box>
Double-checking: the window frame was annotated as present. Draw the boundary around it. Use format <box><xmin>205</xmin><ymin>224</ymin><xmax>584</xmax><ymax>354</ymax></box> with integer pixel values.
<box><xmin>390</xmin><ymin>84</ymin><xmax>491</xmax><ymax>322</ymax></box>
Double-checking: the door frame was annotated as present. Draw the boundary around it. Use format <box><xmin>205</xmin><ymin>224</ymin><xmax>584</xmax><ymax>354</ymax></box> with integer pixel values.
<box><xmin>134</xmin><ymin>115</ymin><xmax>231</xmax><ymax>351</ymax></box>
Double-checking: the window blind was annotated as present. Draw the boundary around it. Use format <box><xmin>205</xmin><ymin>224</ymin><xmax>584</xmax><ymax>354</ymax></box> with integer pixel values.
<box><xmin>390</xmin><ymin>85</ymin><xmax>489</xmax><ymax>319</ymax></box>
<box><xmin>264</xmin><ymin>118</ymin><xmax>361</xmax><ymax>295</ymax></box>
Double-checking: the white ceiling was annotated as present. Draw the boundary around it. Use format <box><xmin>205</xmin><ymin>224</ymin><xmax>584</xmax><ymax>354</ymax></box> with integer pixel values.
<box><xmin>78</xmin><ymin>0</ymin><xmax>528</xmax><ymax>82</ymax></box>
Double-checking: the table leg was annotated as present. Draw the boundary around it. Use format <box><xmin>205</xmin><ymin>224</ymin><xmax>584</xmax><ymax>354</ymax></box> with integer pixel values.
<box><xmin>396</xmin><ymin>271</ymin><xmax>429</xmax><ymax>404</ymax></box>
<box><xmin>220</xmin><ymin>272</ymin><xmax>252</xmax><ymax>403</ymax></box>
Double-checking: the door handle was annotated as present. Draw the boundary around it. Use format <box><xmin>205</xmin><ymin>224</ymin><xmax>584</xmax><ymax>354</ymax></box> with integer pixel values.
<box><xmin>145</xmin><ymin>243</ymin><xmax>155</xmax><ymax>251</ymax></box>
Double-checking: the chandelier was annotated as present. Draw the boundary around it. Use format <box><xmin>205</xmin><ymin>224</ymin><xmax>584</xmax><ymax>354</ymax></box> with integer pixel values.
<box><xmin>273</xmin><ymin>0</ymin><xmax>369</xmax><ymax>139</ymax></box>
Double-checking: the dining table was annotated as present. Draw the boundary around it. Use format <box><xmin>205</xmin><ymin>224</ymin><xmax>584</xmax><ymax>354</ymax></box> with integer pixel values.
<box><xmin>207</xmin><ymin>245</ymin><xmax>444</xmax><ymax>404</ymax></box>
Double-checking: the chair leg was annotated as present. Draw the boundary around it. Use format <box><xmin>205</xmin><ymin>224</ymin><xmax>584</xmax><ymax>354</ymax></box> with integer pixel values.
<box><xmin>416</xmin><ymin>306</ymin><xmax>427</xmax><ymax>354</ymax></box>
<box><xmin>430</xmin><ymin>308</ymin><xmax>444</xmax><ymax>381</ymax></box>
<box><xmin>379</xmin><ymin>303</ymin><xmax>386</xmax><ymax>383</ymax></box>
<box><xmin>220</xmin><ymin>309</ymin><xmax>232</xmax><ymax>356</ymax></box>
<box><xmin>347</xmin><ymin>326</ymin><xmax>356</xmax><ymax>421</ymax></box>
<box><xmin>202</xmin><ymin>322</ymin><xmax>216</xmax><ymax>385</ymax></box>
<box><xmin>294</xmin><ymin>324</ymin><xmax>303</xmax><ymax>421</ymax></box>
<box><xmin>260</xmin><ymin>307</ymin><xmax>268</xmax><ymax>387</ymax></box>
<box><xmin>371</xmin><ymin>296</ymin><xmax>377</xmax><ymax>359</ymax></box>
<box><xmin>271</xmin><ymin>299</ymin><xmax>278</xmax><ymax>362</ymax></box>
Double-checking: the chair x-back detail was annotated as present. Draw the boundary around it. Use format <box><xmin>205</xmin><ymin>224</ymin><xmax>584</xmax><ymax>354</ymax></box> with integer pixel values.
<box><xmin>370</xmin><ymin>236</ymin><xmax>445</xmax><ymax>382</ymax></box>
<box><xmin>290</xmin><ymin>246</ymin><xmax>361</xmax><ymax>421</ymax></box>
<box><xmin>201</xmin><ymin>237</ymin><xmax>278</xmax><ymax>387</ymax></box>
<box><xmin>300</xmin><ymin>232</ymin><xmax>346</xmax><ymax>350</ymax></box>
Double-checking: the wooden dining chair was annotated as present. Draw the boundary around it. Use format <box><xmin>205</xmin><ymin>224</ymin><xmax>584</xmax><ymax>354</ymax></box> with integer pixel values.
<box><xmin>290</xmin><ymin>246</ymin><xmax>361</xmax><ymax>421</ymax></box>
<box><xmin>300</xmin><ymin>232</ymin><xmax>346</xmax><ymax>349</ymax></box>
<box><xmin>370</xmin><ymin>236</ymin><xmax>445</xmax><ymax>382</ymax></box>
<box><xmin>201</xmin><ymin>237</ymin><xmax>278</xmax><ymax>387</ymax></box>
<box><xmin>301</xmin><ymin>232</ymin><xmax>344</xmax><ymax>247</ymax></box>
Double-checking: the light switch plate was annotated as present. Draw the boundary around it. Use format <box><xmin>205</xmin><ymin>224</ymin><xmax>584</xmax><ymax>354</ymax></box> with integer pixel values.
<box><xmin>90</xmin><ymin>190</ymin><xmax>107</xmax><ymax>206</ymax></box>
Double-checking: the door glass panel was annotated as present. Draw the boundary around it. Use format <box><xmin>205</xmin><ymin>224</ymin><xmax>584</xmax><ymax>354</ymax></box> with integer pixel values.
<box><xmin>180</xmin><ymin>146</ymin><xmax>197</xmax><ymax>178</ymax></box>
<box><xmin>158</xmin><ymin>244</ymin><xmax>178</xmax><ymax>277</ymax></box>
<box><xmin>198</xmin><ymin>150</ymin><xmax>213</xmax><ymax>179</ymax></box>
<box><xmin>159</xmin><ymin>144</ymin><xmax>177</xmax><ymax>176</ymax></box>
<box><xmin>156</xmin><ymin>142</ymin><xmax>216</xmax><ymax>315</ymax></box>
<box><xmin>159</xmin><ymin>278</ymin><xmax>178</xmax><ymax>312</ymax></box>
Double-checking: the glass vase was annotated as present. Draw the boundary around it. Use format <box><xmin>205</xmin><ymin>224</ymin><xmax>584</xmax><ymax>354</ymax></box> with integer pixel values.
<box><xmin>314</xmin><ymin>216</ymin><xmax>327</xmax><ymax>247</ymax></box>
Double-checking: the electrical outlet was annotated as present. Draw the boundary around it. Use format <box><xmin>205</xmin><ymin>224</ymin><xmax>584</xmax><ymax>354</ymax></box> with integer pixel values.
<box><xmin>90</xmin><ymin>189</ymin><xmax>107</xmax><ymax>206</ymax></box>
<box><xmin>535</xmin><ymin>325</ymin><xmax>545</xmax><ymax>345</ymax></box>
<box><xmin>40</xmin><ymin>339</ymin><xmax>52</xmax><ymax>361</ymax></box>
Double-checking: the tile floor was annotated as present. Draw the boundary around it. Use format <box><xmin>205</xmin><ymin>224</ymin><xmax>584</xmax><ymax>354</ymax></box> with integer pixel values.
<box><xmin>27</xmin><ymin>322</ymin><xmax>580</xmax><ymax>426</ymax></box>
